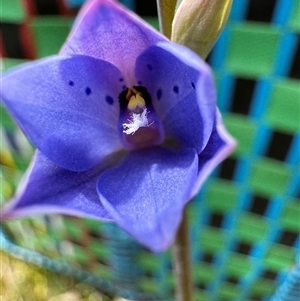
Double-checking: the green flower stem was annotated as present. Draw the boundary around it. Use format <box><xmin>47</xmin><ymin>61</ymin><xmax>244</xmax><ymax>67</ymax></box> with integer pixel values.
<box><xmin>172</xmin><ymin>207</ymin><xmax>193</xmax><ymax>301</ymax></box>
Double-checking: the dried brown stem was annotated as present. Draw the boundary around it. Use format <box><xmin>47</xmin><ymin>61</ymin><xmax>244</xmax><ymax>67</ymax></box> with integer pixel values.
<box><xmin>172</xmin><ymin>207</ymin><xmax>193</xmax><ymax>301</ymax></box>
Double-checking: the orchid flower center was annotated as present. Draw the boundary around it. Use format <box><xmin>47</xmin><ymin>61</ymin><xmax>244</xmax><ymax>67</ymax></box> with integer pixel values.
<box><xmin>118</xmin><ymin>86</ymin><xmax>164</xmax><ymax>150</ymax></box>
<box><xmin>122</xmin><ymin>87</ymin><xmax>153</xmax><ymax>135</ymax></box>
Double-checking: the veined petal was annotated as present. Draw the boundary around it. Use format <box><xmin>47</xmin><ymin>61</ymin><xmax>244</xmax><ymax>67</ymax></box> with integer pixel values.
<box><xmin>135</xmin><ymin>42</ymin><xmax>216</xmax><ymax>153</ymax></box>
<box><xmin>61</xmin><ymin>0</ymin><xmax>166</xmax><ymax>86</ymax></box>
<box><xmin>97</xmin><ymin>147</ymin><xmax>198</xmax><ymax>252</ymax></box>
<box><xmin>1</xmin><ymin>55</ymin><xmax>124</xmax><ymax>171</ymax></box>
<box><xmin>190</xmin><ymin>110</ymin><xmax>236</xmax><ymax>198</ymax></box>
<box><xmin>1</xmin><ymin>151</ymin><xmax>112</xmax><ymax>221</ymax></box>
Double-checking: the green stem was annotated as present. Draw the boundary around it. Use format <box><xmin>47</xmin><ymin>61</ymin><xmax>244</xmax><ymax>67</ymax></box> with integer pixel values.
<box><xmin>172</xmin><ymin>207</ymin><xmax>193</xmax><ymax>301</ymax></box>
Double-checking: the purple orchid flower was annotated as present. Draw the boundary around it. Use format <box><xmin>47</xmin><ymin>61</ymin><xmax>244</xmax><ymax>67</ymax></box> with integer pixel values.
<box><xmin>0</xmin><ymin>0</ymin><xmax>235</xmax><ymax>252</ymax></box>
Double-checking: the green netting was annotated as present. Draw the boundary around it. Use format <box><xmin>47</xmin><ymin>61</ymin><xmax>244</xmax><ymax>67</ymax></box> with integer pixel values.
<box><xmin>30</xmin><ymin>17</ymin><xmax>72</xmax><ymax>58</ymax></box>
<box><xmin>249</xmin><ymin>158</ymin><xmax>291</xmax><ymax>197</ymax></box>
<box><xmin>1</xmin><ymin>0</ymin><xmax>26</xmax><ymax>23</ymax></box>
<box><xmin>223</xmin><ymin>114</ymin><xmax>257</xmax><ymax>156</ymax></box>
<box><xmin>289</xmin><ymin>2</ymin><xmax>300</xmax><ymax>32</ymax></box>
<box><xmin>205</xmin><ymin>180</ymin><xmax>239</xmax><ymax>211</ymax></box>
<box><xmin>266</xmin><ymin>79</ymin><xmax>300</xmax><ymax>133</ymax></box>
<box><xmin>225</xmin><ymin>23</ymin><xmax>281</xmax><ymax>77</ymax></box>
<box><xmin>281</xmin><ymin>201</ymin><xmax>300</xmax><ymax>230</ymax></box>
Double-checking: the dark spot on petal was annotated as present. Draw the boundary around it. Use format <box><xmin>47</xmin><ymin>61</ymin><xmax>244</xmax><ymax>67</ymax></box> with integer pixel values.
<box><xmin>191</xmin><ymin>82</ymin><xmax>195</xmax><ymax>89</ymax></box>
<box><xmin>157</xmin><ymin>89</ymin><xmax>162</xmax><ymax>100</ymax></box>
<box><xmin>85</xmin><ymin>87</ymin><xmax>92</xmax><ymax>95</ymax></box>
<box><xmin>106</xmin><ymin>95</ymin><xmax>114</xmax><ymax>105</ymax></box>
<box><xmin>138</xmin><ymin>81</ymin><xmax>142</xmax><ymax>85</ymax></box>
<box><xmin>69</xmin><ymin>80</ymin><xmax>74</xmax><ymax>86</ymax></box>
<box><xmin>122</xmin><ymin>85</ymin><xmax>127</xmax><ymax>90</ymax></box>
<box><xmin>119</xmin><ymin>78</ymin><xmax>124</xmax><ymax>82</ymax></box>
<box><xmin>173</xmin><ymin>86</ymin><xmax>179</xmax><ymax>94</ymax></box>
<box><xmin>147</xmin><ymin>64</ymin><xmax>153</xmax><ymax>71</ymax></box>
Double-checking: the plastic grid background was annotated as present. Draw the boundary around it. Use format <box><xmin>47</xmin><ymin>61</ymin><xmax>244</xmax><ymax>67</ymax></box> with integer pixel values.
<box><xmin>0</xmin><ymin>0</ymin><xmax>299</xmax><ymax>300</ymax></box>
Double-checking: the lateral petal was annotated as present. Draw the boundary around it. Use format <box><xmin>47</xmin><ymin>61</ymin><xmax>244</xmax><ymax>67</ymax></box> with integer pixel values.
<box><xmin>1</xmin><ymin>151</ymin><xmax>112</xmax><ymax>221</ymax></box>
<box><xmin>61</xmin><ymin>0</ymin><xmax>166</xmax><ymax>85</ymax></box>
<box><xmin>1</xmin><ymin>55</ymin><xmax>124</xmax><ymax>171</ymax></box>
<box><xmin>97</xmin><ymin>147</ymin><xmax>198</xmax><ymax>252</ymax></box>
<box><xmin>135</xmin><ymin>42</ymin><xmax>216</xmax><ymax>153</ymax></box>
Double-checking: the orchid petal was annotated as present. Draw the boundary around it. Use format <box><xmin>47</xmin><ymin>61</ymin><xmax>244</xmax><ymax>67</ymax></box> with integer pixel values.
<box><xmin>190</xmin><ymin>110</ymin><xmax>237</xmax><ymax>198</ymax></box>
<box><xmin>1</xmin><ymin>151</ymin><xmax>112</xmax><ymax>221</ymax></box>
<box><xmin>135</xmin><ymin>42</ymin><xmax>216</xmax><ymax>153</ymax></box>
<box><xmin>0</xmin><ymin>55</ymin><xmax>124</xmax><ymax>171</ymax></box>
<box><xmin>97</xmin><ymin>147</ymin><xmax>198</xmax><ymax>252</ymax></box>
<box><xmin>61</xmin><ymin>0</ymin><xmax>166</xmax><ymax>85</ymax></box>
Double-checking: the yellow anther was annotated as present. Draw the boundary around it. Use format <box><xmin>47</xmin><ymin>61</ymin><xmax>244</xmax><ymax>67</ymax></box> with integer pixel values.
<box><xmin>136</xmin><ymin>93</ymin><xmax>146</xmax><ymax>108</ymax></box>
<box><xmin>128</xmin><ymin>95</ymin><xmax>138</xmax><ymax>110</ymax></box>
<box><xmin>127</xmin><ymin>94</ymin><xmax>146</xmax><ymax>111</ymax></box>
